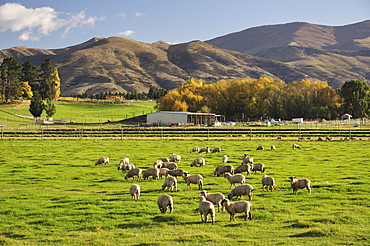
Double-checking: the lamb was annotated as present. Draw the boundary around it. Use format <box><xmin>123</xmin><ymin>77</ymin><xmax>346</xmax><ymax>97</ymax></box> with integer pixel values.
<box><xmin>289</xmin><ymin>176</ymin><xmax>311</xmax><ymax>194</ymax></box>
<box><xmin>118</xmin><ymin>163</ymin><xmax>135</xmax><ymax>172</ymax></box>
<box><xmin>159</xmin><ymin>168</ymin><xmax>170</xmax><ymax>179</ymax></box>
<box><xmin>163</xmin><ymin>162</ymin><xmax>178</xmax><ymax>170</ymax></box>
<box><xmin>129</xmin><ymin>184</ymin><xmax>140</xmax><ymax>200</ymax></box>
<box><xmin>221</xmin><ymin>198</ymin><xmax>252</xmax><ymax>222</ymax></box>
<box><xmin>95</xmin><ymin>156</ymin><xmax>110</xmax><ymax>165</ymax></box>
<box><xmin>262</xmin><ymin>174</ymin><xmax>275</xmax><ymax>191</ymax></box>
<box><xmin>224</xmin><ymin>173</ymin><xmax>246</xmax><ymax>188</ymax></box>
<box><xmin>190</xmin><ymin>147</ymin><xmax>200</xmax><ymax>153</ymax></box>
<box><xmin>153</xmin><ymin>160</ymin><xmax>163</xmax><ymax>169</ymax></box>
<box><xmin>200</xmin><ymin>190</ymin><xmax>225</xmax><ymax>212</ymax></box>
<box><xmin>169</xmin><ymin>154</ymin><xmax>181</xmax><ymax>163</ymax></box>
<box><xmin>212</xmin><ymin>147</ymin><xmax>221</xmax><ymax>153</ymax></box>
<box><xmin>250</xmin><ymin>163</ymin><xmax>265</xmax><ymax>173</ymax></box>
<box><xmin>234</xmin><ymin>164</ymin><xmax>251</xmax><ymax>176</ymax></box>
<box><xmin>271</xmin><ymin>145</ymin><xmax>276</xmax><ymax>150</ymax></box>
<box><xmin>256</xmin><ymin>145</ymin><xmax>264</xmax><ymax>150</ymax></box>
<box><xmin>222</xmin><ymin>155</ymin><xmax>228</xmax><ymax>163</ymax></box>
<box><xmin>143</xmin><ymin>167</ymin><xmax>160</xmax><ymax>180</ymax></box>
<box><xmin>228</xmin><ymin>184</ymin><xmax>254</xmax><ymax>201</ymax></box>
<box><xmin>167</xmin><ymin>169</ymin><xmax>188</xmax><ymax>179</ymax></box>
<box><xmin>214</xmin><ymin>164</ymin><xmax>234</xmax><ymax>176</ymax></box>
<box><xmin>124</xmin><ymin>168</ymin><xmax>142</xmax><ymax>181</ymax></box>
<box><xmin>199</xmin><ymin>196</ymin><xmax>215</xmax><ymax>224</ymax></box>
<box><xmin>183</xmin><ymin>173</ymin><xmax>203</xmax><ymax>190</ymax></box>
<box><xmin>292</xmin><ymin>143</ymin><xmax>302</xmax><ymax>149</ymax></box>
<box><xmin>198</xmin><ymin>147</ymin><xmax>210</xmax><ymax>154</ymax></box>
<box><xmin>157</xmin><ymin>195</ymin><xmax>173</xmax><ymax>214</ymax></box>
<box><xmin>162</xmin><ymin>176</ymin><xmax>178</xmax><ymax>192</ymax></box>
<box><xmin>190</xmin><ymin>157</ymin><xmax>205</xmax><ymax>167</ymax></box>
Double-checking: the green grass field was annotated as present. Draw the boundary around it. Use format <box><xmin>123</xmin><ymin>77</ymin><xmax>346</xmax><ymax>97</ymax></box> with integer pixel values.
<box><xmin>0</xmin><ymin>140</ymin><xmax>369</xmax><ymax>245</ymax></box>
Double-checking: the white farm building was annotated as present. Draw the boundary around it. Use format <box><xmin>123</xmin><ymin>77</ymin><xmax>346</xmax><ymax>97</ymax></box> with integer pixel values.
<box><xmin>146</xmin><ymin>111</ymin><xmax>223</xmax><ymax>126</ymax></box>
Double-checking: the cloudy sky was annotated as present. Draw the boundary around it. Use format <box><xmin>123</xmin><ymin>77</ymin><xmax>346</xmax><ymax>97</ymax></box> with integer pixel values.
<box><xmin>0</xmin><ymin>0</ymin><xmax>370</xmax><ymax>50</ymax></box>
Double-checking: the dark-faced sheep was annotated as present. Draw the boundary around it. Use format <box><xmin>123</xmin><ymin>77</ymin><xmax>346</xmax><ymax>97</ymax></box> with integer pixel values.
<box><xmin>289</xmin><ymin>176</ymin><xmax>311</xmax><ymax>194</ymax></box>
<box><xmin>143</xmin><ymin>168</ymin><xmax>160</xmax><ymax>180</ymax></box>
<box><xmin>95</xmin><ymin>157</ymin><xmax>110</xmax><ymax>165</ymax></box>
<box><xmin>224</xmin><ymin>173</ymin><xmax>246</xmax><ymax>188</ymax></box>
<box><xmin>212</xmin><ymin>147</ymin><xmax>221</xmax><ymax>153</ymax></box>
<box><xmin>198</xmin><ymin>147</ymin><xmax>210</xmax><ymax>154</ymax></box>
<box><xmin>271</xmin><ymin>145</ymin><xmax>276</xmax><ymax>150</ymax></box>
<box><xmin>292</xmin><ymin>144</ymin><xmax>302</xmax><ymax>149</ymax></box>
<box><xmin>157</xmin><ymin>195</ymin><xmax>173</xmax><ymax>214</ymax></box>
<box><xmin>130</xmin><ymin>184</ymin><xmax>140</xmax><ymax>200</ymax></box>
<box><xmin>124</xmin><ymin>168</ymin><xmax>142</xmax><ymax>181</ymax></box>
<box><xmin>162</xmin><ymin>176</ymin><xmax>178</xmax><ymax>192</ymax></box>
<box><xmin>221</xmin><ymin>198</ymin><xmax>252</xmax><ymax>222</ymax></box>
<box><xmin>199</xmin><ymin>196</ymin><xmax>215</xmax><ymax>224</ymax></box>
<box><xmin>256</xmin><ymin>145</ymin><xmax>264</xmax><ymax>151</ymax></box>
<box><xmin>214</xmin><ymin>164</ymin><xmax>234</xmax><ymax>176</ymax></box>
<box><xmin>190</xmin><ymin>157</ymin><xmax>205</xmax><ymax>167</ymax></box>
<box><xmin>190</xmin><ymin>147</ymin><xmax>200</xmax><ymax>153</ymax></box>
<box><xmin>228</xmin><ymin>184</ymin><xmax>254</xmax><ymax>201</ymax></box>
<box><xmin>234</xmin><ymin>164</ymin><xmax>251</xmax><ymax>176</ymax></box>
<box><xmin>250</xmin><ymin>163</ymin><xmax>265</xmax><ymax>173</ymax></box>
<box><xmin>183</xmin><ymin>173</ymin><xmax>203</xmax><ymax>190</ymax></box>
<box><xmin>200</xmin><ymin>190</ymin><xmax>225</xmax><ymax>212</ymax></box>
<box><xmin>262</xmin><ymin>174</ymin><xmax>275</xmax><ymax>191</ymax></box>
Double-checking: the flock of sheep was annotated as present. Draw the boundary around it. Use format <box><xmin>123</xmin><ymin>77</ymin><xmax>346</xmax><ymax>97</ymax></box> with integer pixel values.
<box><xmin>95</xmin><ymin>144</ymin><xmax>311</xmax><ymax>224</ymax></box>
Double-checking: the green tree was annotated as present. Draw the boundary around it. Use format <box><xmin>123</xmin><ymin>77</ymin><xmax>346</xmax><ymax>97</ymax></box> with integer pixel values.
<box><xmin>340</xmin><ymin>79</ymin><xmax>369</xmax><ymax>118</ymax></box>
<box><xmin>39</xmin><ymin>59</ymin><xmax>60</xmax><ymax>100</ymax></box>
<box><xmin>29</xmin><ymin>92</ymin><xmax>44</xmax><ymax>118</ymax></box>
<box><xmin>21</xmin><ymin>61</ymin><xmax>39</xmax><ymax>93</ymax></box>
<box><xmin>44</xmin><ymin>99</ymin><xmax>56</xmax><ymax>120</ymax></box>
<box><xmin>0</xmin><ymin>57</ymin><xmax>23</xmax><ymax>103</ymax></box>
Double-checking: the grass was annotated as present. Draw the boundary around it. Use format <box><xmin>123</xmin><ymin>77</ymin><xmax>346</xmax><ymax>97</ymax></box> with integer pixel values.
<box><xmin>0</xmin><ymin>139</ymin><xmax>369</xmax><ymax>245</ymax></box>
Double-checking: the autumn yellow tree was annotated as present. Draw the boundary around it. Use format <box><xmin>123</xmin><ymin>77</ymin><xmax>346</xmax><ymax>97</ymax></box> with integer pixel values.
<box><xmin>19</xmin><ymin>82</ymin><xmax>33</xmax><ymax>99</ymax></box>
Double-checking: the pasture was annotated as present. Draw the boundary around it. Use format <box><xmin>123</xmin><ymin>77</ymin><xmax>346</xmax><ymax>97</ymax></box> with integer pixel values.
<box><xmin>0</xmin><ymin>140</ymin><xmax>369</xmax><ymax>245</ymax></box>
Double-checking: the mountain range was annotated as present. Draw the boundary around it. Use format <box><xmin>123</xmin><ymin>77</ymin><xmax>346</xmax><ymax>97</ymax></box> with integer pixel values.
<box><xmin>1</xmin><ymin>20</ymin><xmax>369</xmax><ymax>95</ymax></box>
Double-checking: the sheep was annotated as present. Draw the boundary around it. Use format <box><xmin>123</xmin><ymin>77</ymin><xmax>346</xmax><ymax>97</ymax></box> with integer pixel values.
<box><xmin>292</xmin><ymin>143</ymin><xmax>302</xmax><ymax>149</ymax></box>
<box><xmin>228</xmin><ymin>184</ymin><xmax>254</xmax><ymax>201</ymax></box>
<box><xmin>118</xmin><ymin>163</ymin><xmax>135</xmax><ymax>172</ymax></box>
<box><xmin>221</xmin><ymin>198</ymin><xmax>252</xmax><ymax>222</ymax></box>
<box><xmin>250</xmin><ymin>163</ymin><xmax>265</xmax><ymax>173</ymax></box>
<box><xmin>222</xmin><ymin>155</ymin><xmax>228</xmax><ymax>163</ymax></box>
<box><xmin>162</xmin><ymin>176</ymin><xmax>178</xmax><ymax>192</ymax></box>
<box><xmin>271</xmin><ymin>145</ymin><xmax>276</xmax><ymax>150</ymax></box>
<box><xmin>143</xmin><ymin>167</ymin><xmax>160</xmax><ymax>180</ymax></box>
<box><xmin>224</xmin><ymin>173</ymin><xmax>246</xmax><ymax>188</ymax></box>
<box><xmin>124</xmin><ymin>168</ymin><xmax>142</xmax><ymax>181</ymax></box>
<box><xmin>199</xmin><ymin>196</ymin><xmax>215</xmax><ymax>224</ymax></box>
<box><xmin>167</xmin><ymin>169</ymin><xmax>188</xmax><ymax>179</ymax></box>
<box><xmin>153</xmin><ymin>160</ymin><xmax>163</xmax><ymax>169</ymax></box>
<box><xmin>161</xmin><ymin>157</ymin><xmax>170</xmax><ymax>163</ymax></box>
<box><xmin>190</xmin><ymin>157</ymin><xmax>205</xmax><ymax>167</ymax></box>
<box><xmin>163</xmin><ymin>162</ymin><xmax>178</xmax><ymax>170</ymax></box>
<box><xmin>262</xmin><ymin>174</ymin><xmax>275</xmax><ymax>191</ymax></box>
<box><xmin>200</xmin><ymin>190</ymin><xmax>225</xmax><ymax>212</ymax></box>
<box><xmin>198</xmin><ymin>147</ymin><xmax>210</xmax><ymax>154</ymax></box>
<box><xmin>289</xmin><ymin>176</ymin><xmax>311</xmax><ymax>194</ymax></box>
<box><xmin>183</xmin><ymin>173</ymin><xmax>203</xmax><ymax>190</ymax></box>
<box><xmin>214</xmin><ymin>164</ymin><xmax>234</xmax><ymax>176</ymax></box>
<box><xmin>212</xmin><ymin>147</ymin><xmax>221</xmax><ymax>153</ymax></box>
<box><xmin>118</xmin><ymin>157</ymin><xmax>129</xmax><ymax>167</ymax></box>
<box><xmin>159</xmin><ymin>168</ymin><xmax>170</xmax><ymax>179</ymax></box>
<box><xmin>256</xmin><ymin>145</ymin><xmax>264</xmax><ymax>150</ymax></box>
<box><xmin>234</xmin><ymin>164</ymin><xmax>251</xmax><ymax>176</ymax></box>
<box><xmin>169</xmin><ymin>154</ymin><xmax>181</xmax><ymax>163</ymax></box>
<box><xmin>95</xmin><ymin>156</ymin><xmax>110</xmax><ymax>165</ymax></box>
<box><xmin>129</xmin><ymin>184</ymin><xmax>140</xmax><ymax>200</ymax></box>
<box><xmin>190</xmin><ymin>147</ymin><xmax>200</xmax><ymax>153</ymax></box>
<box><xmin>241</xmin><ymin>154</ymin><xmax>254</xmax><ymax>164</ymax></box>
<box><xmin>157</xmin><ymin>195</ymin><xmax>173</xmax><ymax>214</ymax></box>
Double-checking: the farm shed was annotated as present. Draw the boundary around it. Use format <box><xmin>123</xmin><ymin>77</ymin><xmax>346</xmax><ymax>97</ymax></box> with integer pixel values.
<box><xmin>146</xmin><ymin>111</ymin><xmax>223</xmax><ymax>126</ymax></box>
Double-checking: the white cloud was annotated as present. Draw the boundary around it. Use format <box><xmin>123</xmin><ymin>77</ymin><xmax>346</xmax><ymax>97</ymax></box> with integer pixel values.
<box><xmin>115</xmin><ymin>13</ymin><xmax>126</xmax><ymax>19</ymax></box>
<box><xmin>134</xmin><ymin>12</ymin><xmax>146</xmax><ymax>17</ymax></box>
<box><xmin>0</xmin><ymin>3</ymin><xmax>103</xmax><ymax>41</ymax></box>
<box><xmin>117</xmin><ymin>30</ymin><xmax>135</xmax><ymax>36</ymax></box>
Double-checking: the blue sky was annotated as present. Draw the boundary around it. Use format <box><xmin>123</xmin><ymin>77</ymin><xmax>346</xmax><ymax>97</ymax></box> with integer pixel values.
<box><xmin>0</xmin><ymin>0</ymin><xmax>370</xmax><ymax>50</ymax></box>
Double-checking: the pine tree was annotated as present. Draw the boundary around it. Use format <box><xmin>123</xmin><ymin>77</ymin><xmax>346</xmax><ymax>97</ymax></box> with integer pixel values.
<box><xmin>29</xmin><ymin>92</ymin><xmax>44</xmax><ymax>118</ymax></box>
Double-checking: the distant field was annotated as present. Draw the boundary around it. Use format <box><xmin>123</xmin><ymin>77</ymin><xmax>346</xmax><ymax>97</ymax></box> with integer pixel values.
<box><xmin>0</xmin><ymin>140</ymin><xmax>369</xmax><ymax>245</ymax></box>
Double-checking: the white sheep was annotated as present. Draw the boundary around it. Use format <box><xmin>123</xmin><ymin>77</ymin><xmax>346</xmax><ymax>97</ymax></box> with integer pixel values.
<box><xmin>190</xmin><ymin>147</ymin><xmax>200</xmax><ymax>153</ymax></box>
<box><xmin>214</xmin><ymin>164</ymin><xmax>234</xmax><ymax>176</ymax></box>
<box><xmin>143</xmin><ymin>168</ymin><xmax>160</xmax><ymax>180</ymax></box>
<box><xmin>124</xmin><ymin>168</ymin><xmax>142</xmax><ymax>181</ymax></box>
<box><xmin>222</xmin><ymin>155</ymin><xmax>228</xmax><ymax>163</ymax></box>
<box><xmin>169</xmin><ymin>154</ymin><xmax>181</xmax><ymax>163</ymax></box>
<box><xmin>241</xmin><ymin>154</ymin><xmax>254</xmax><ymax>164</ymax></box>
<box><xmin>161</xmin><ymin>157</ymin><xmax>170</xmax><ymax>163</ymax></box>
<box><xmin>157</xmin><ymin>195</ymin><xmax>173</xmax><ymax>214</ymax></box>
<box><xmin>162</xmin><ymin>176</ymin><xmax>178</xmax><ymax>192</ymax></box>
<box><xmin>190</xmin><ymin>157</ymin><xmax>205</xmax><ymax>167</ymax></box>
<box><xmin>198</xmin><ymin>147</ymin><xmax>210</xmax><ymax>154</ymax></box>
<box><xmin>163</xmin><ymin>162</ymin><xmax>178</xmax><ymax>170</ymax></box>
<box><xmin>292</xmin><ymin>144</ymin><xmax>302</xmax><ymax>149</ymax></box>
<box><xmin>212</xmin><ymin>147</ymin><xmax>221</xmax><ymax>153</ymax></box>
<box><xmin>153</xmin><ymin>160</ymin><xmax>163</xmax><ymax>169</ymax></box>
<box><xmin>228</xmin><ymin>184</ymin><xmax>254</xmax><ymax>201</ymax></box>
<box><xmin>262</xmin><ymin>174</ymin><xmax>275</xmax><ymax>191</ymax></box>
<box><xmin>95</xmin><ymin>156</ymin><xmax>110</xmax><ymax>165</ymax></box>
<box><xmin>199</xmin><ymin>196</ymin><xmax>215</xmax><ymax>224</ymax></box>
<box><xmin>200</xmin><ymin>190</ymin><xmax>225</xmax><ymax>212</ymax></box>
<box><xmin>224</xmin><ymin>173</ymin><xmax>246</xmax><ymax>188</ymax></box>
<box><xmin>168</xmin><ymin>169</ymin><xmax>188</xmax><ymax>179</ymax></box>
<box><xmin>221</xmin><ymin>198</ymin><xmax>252</xmax><ymax>221</ymax></box>
<box><xmin>289</xmin><ymin>176</ymin><xmax>311</xmax><ymax>194</ymax></box>
<box><xmin>183</xmin><ymin>173</ymin><xmax>203</xmax><ymax>190</ymax></box>
<box><xmin>159</xmin><ymin>168</ymin><xmax>170</xmax><ymax>179</ymax></box>
<box><xmin>118</xmin><ymin>157</ymin><xmax>129</xmax><ymax>166</ymax></box>
<box><xmin>118</xmin><ymin>163</ymin><xmax>135</xmax><ymax>172</ymax></box>
<box><xmin>234</xmin><ymin>164</ymin><xmax>251</xmax><ymax>176</ymax></box>
<box><xmin>256</xmin><ymin>145</ymin><xmax>264</xmax><ymax>151</ymax></box>
<box><xmin>250</xmin><ymin>163</ymin><xmax>265</xmax><ymax>173</ymax></box>
<box><xmin>129</xmin><ymin>184</ymin><xmax>140</xmax><ymax>200</ymax></box>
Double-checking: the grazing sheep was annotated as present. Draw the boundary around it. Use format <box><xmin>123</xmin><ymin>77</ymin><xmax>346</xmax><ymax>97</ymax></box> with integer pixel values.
<box><xmin>292</xmin><ymin>143</ymin><xmax>302</xmax><ymax>149</ymax></box>
<box><xmin>162</xmin><ymin>176</ymin><xmax>178</xmax><ymax>192</ymax></box>
<box><xmin>250</xmin><ymin>163</ymin><xmax>265</xmax><ymax>173</ymax></box>
<box><xmin>241</xmin><ymin>154</ymin><xmax>254</xmax><ymax>164</ymax></box>
<box><xmin>190</xmin><ymin>147</ymin><xmax>200</xmax><ymax>153</ymax></box>
<box><xmin>256</xmin><ymin>145</ymin><xmax>264</xmax><ymax>151</ymax></box>
<box><xmin>228</xmin><ymin>184</ymin><xmax>254</xmax><ymax>201</ymax></box>
<box><xmin>289</xmin><ymin>176</ymin><xmax>311</xmax><ymax>194</ymax></box>
<box><xmin>190</xmin><ymin>157</ymin><xmax>205</xmax><ymax>167</ymax></box>
<box><xmin>183</xmin><ymin>173</ymin><xmax>203</xmax><ymax>190</ymax></box>
<box><xmin>234</xmin><ymin>164</ymin><xmax>251</xmax><ymax>176</ymax></box>
<box><xmin>124</xmin><ymin>168</ymin><xmax>142</xmax><ymax>181</ymax></box>
<box><xmin>130</xmin><ymin>184</ymin><xmax>140</xmax><ymax>200</ymax></box>
<box><xmin>199</xmin><ymin>196</ymin><xmax>215</xmax><ymax>224</ymax></box>
<box><xmin>163</xmin><ymin>162</ymin><xmax>178</xmax><ymax>170</ymax></box>
<box><xmin>200</xmin><ymin>190</ymin><xmax>225</xmax><ymax>212</ymax></box>
<box><xmin>214</xmin><ymin>164</ymin><xmax>234</xmax><ymax>176</ymax></box>
<box><xmin>118</xmin><ymin>163</ymin><xmax>135</xmax><ymax>172</ymax></box>
<box><xmin>271</xmin><ymin>145</ymin><xmax>276</xmax><ymax>150</ymax></box>
<box><xmin>224</xmin><ymin>173</ymin><xmax>246</xmax><ymax>188</ymax></box>
<box><xmin>262</xmin><ymin>174</ymin><xmax>275</xmax><ymax>191</ymax></box>
<box><xmin>221</xmin><ymin>198</ymin><xmax>252</xmax><ymax>222</ymax></box>
<box><xmin>143</xmin><ymin>168</ymin><xmax>160</xmax><ymax>180</ymax></box>
<box><xmin>161</xmin><ymin>157</ymin><xmax>170</xmax><ymax>163</ymax></box>
<box><xmin>170</xmin><ymin>154</ymin><xmax>181</xmax><ymax>163</ymax></box>
<box><xmin>153</xmin><ymin>160</ymin><xmax>163</xmax><ymax>169</ymax></box>
<box><xmin>159</xmin><ymin>168</ymin><xmax>170</xmax><ymax>179</ymax></box>
<box><xmin>95</xmin><ymin>157</ymin><xmax>110</xmax><ymax>166</ymax></box>
<box><xmin>222</xmin><ymin>155</ymin><xmax>228</xmax><ymax>163</ymax></box>
<box><xmin>157</xmin><ymin>195</ymin><xmax>173</xmax><ymax>214</ymax></box>
<box><xmin>118</xmin><ymin>157</ymin><xmax>129</xmax><ymax>166</ymax></box>
<box><xmin>168</xmin><ymin>169</ymin><xmax>188</xmax><ymax>179</ymax></box>
<box><xmin>212</xmin><ymin>147</ymin><xmax>222</xmax><ymax>153</ymax></box>
<box><xmin>198</xmin><ymin>147</ymin><xmax>211</xmax><ymax>154</ymax></box>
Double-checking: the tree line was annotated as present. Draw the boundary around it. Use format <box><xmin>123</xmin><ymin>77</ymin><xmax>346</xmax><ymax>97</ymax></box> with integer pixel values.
<box><xmin>71</xmin><ymin>87</ymin><xmax>168</xmax><ymax>100</ymax></box>
<box><xmin>156</xmin><ymin>77</ymin><xmax>370</xmax><ymax>120</ymax></box>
